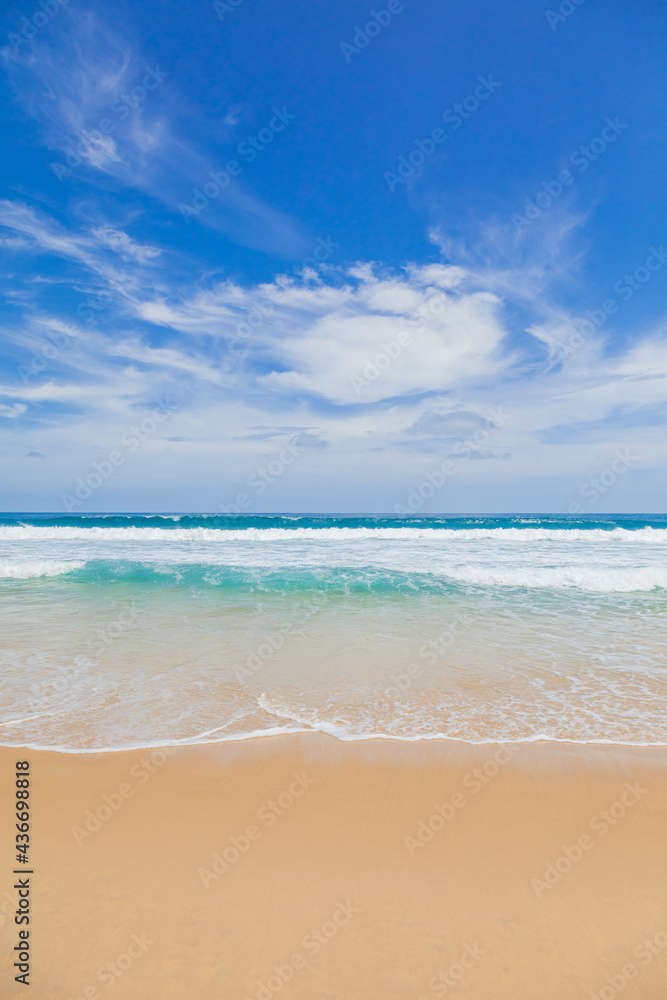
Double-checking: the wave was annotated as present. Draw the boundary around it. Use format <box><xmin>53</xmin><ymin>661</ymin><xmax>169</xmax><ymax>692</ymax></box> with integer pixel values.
<box><xmin>2</xmin><ymin>558</ymin><xmax>666</xmax><ymax>592</ymax></box>
<box><xmin>3</xmin><ymin>517</ymin><xmax>666</xmax><ymax>592</ymax></box>
<box><xmin>4</xmin><ymin>682</ymin><xmax>667</xmax><ymax>753</ymax></box>
<box><xmin>2</xmin><ymin>524</ymin><xmax>667</xmax><ymax>542</ymax></box>
<box><xmin>2</xmin><ymin>512</ymin><xmax>666</xmax><ymax>532</ymax></box>
<box><xmin>0</xmin><ymin>559</ymin><xmax>86</xmax><ymax>579</ymax></box>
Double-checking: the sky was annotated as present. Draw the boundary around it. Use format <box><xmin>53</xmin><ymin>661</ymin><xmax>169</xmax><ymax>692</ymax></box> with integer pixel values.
<box><xmin>0</xmin><ymin>0</ymin><xmax>666</xmax><ymax>513</ymax></box>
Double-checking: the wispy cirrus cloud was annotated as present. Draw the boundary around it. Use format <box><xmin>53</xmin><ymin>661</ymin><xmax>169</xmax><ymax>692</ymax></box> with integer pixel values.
<box><xmin>1</xmin><ymin>9</ymin><xmax>309</xmax><ymax>256</ymax></box>
<box><xmin>0</xmin><ymin>200</ymin><xmax>142</xmax><ymax>292</ymax></box>
<box><xmin>90</xmin><ymin>227</ymin><xmax>161</xmax><ymax>263</ymax></box>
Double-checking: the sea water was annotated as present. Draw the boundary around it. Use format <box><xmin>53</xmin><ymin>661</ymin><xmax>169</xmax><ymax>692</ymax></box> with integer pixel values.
<box><xmin>1</xmin><ymin>513</ymin><xmax>666</xmax><ymax>751</ymax></box>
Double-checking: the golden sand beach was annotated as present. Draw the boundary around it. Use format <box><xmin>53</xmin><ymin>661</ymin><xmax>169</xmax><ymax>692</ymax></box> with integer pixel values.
<box><xmin>2</xmin><ymin>735</ymin><xmax>667</xmax><ymax>999</ymax></box>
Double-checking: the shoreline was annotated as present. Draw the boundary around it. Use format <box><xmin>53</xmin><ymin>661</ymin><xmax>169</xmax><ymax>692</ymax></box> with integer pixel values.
<box><xmin>3</xmin><ymin>729</ymin><xmax>667</xmax><ymax>754</ymax></box>
<box><xmin>2</xmin><ymin>734</ymin><xmax>667</xmax><ymax>998</ymax></box>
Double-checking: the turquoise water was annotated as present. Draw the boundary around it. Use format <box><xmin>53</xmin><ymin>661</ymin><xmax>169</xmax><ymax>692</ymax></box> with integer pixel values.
<box><xmin>2</xmin><ymin>511</ymin><xmax>665</xmax><ymax>532</ymax></box>
<box><xmin>1</xmin><ymin>513</ymin><xmax>666</xmax><ymax>750</ymax></box>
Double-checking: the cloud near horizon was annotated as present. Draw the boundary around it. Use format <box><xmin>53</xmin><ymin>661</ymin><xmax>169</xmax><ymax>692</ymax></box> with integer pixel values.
<box><xmin>0</xmin><ymin>194</ymin><xmax>665</xmax><ymax>511</ymax></box>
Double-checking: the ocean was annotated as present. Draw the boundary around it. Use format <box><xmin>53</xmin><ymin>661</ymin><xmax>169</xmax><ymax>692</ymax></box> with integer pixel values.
<box><xmin>1</xmin><ymin>513</ymin><xmax>666</xmax><ymax>751</ymax></box>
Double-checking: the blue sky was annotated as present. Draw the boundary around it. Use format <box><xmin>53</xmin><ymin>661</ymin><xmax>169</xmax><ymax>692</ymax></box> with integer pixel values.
<box><xmin>1</xmin><ymin>0</ymin><xmax>666</xmax><ymax>512</ymax></box>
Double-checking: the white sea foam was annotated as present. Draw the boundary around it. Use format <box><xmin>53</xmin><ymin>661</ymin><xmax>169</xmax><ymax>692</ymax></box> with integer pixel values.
<box><xmin>441</xmin><ymin>565</ymin><xmax>667</xmax><ymax>592</ymax></box>
<box><xmin>0</xmin><ymin>559</ymin><xmax>85</xmax><ymax>579</ymax></box>
<box><xmin>5</xmin><ymin>728</ymin><xmax>667</xmax><ymax>755</ymax></box>
<box><xmin>1</xmin><ymin>524</ymin><xmax>667</xmax><ymax>542</ymax></box>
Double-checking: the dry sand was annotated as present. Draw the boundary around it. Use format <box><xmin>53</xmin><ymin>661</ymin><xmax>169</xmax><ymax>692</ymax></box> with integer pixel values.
<box><xmin>1</xmin><ymin>735</ymin><xmax>667</xmax><ymax>999</ymax></box>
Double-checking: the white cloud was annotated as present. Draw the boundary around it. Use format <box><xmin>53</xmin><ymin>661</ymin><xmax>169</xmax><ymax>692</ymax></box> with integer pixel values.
<box><xmin>104</xmin><ymin>338</ymin><xmax>223</xmax><ymax>383</ymax></box>
<box><xmin>91</xmin><ymin>227</ymin><xmax>161</xmax><ymax>263</ymax></box>
<box><xmin>260</xmin><ymin>289</ymin><xmax>508</xmax><ymax>404</ymax></box>
<box><xmin>0</xmin><ymin>402</ymin><xmax>27</xmax><ymax>418</ymax></box>
<box><xmin>1</xmin><ymin>13</ymin><xmax>309</xmax><ymax>255</ymax></box>
<box><xmin>0</xmin><ymin>200</ymin><xmax>133</xmax><ymax>292</ymax></box>
<box><xmin>138</xmin><ymin>263</ymin><xmax>512</xmax><ymax>404</ymax></box>
<box><xmin>612</xmin><ymin>336</ymin><xmax>667</xmax><ymax>379</ymax></box>
<box><xmin>2</xmin><ymin>196</ymin><xmax>667</xmax><ymax>509</ymax></box>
